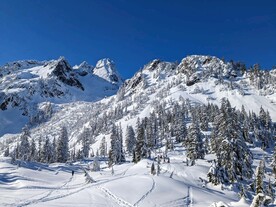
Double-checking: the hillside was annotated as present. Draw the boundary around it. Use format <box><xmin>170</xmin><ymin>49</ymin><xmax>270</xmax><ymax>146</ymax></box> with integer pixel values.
<box><xmin>0</xmin><ymin>55</ymin><xmax>276</xmax><ymax>206</ymax></box>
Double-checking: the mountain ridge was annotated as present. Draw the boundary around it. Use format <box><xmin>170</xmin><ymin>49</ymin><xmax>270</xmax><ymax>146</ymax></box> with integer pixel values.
<box><xmin>0</xmin><ymin>54</ymin><xmax>275</xmax><ymax>141</ymax></box>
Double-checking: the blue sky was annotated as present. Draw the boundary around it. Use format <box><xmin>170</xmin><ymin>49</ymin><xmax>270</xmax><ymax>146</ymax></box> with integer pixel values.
<box><xmin>0</xmin><ymin>0</ymin><xmax>275</xmax><ymax>78</ymax></box>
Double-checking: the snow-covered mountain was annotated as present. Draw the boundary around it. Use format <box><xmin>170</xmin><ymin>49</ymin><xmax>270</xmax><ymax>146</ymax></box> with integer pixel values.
<box><xmin>0</xmin><ymin>57</ymin><xmax>122</xmax><ymax>136</ymax></box>
<box><xmin>0</xmin><ymin>54</ymin><xmax>275</xmax><ymax>142</ymax></box>
<box><xmin>0</xmin><ymin>55</ymin><xmax>276</xmax><ymax>206</ymax></box>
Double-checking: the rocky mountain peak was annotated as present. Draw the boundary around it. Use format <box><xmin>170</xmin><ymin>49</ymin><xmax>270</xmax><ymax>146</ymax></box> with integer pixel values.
<box><xmin>94</xmin><ymin>58</ymin><xmax>123</xmax><ymax>85</ymax></box>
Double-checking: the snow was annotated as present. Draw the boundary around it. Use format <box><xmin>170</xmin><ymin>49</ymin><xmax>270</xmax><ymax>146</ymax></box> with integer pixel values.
<box><xmin>93</xmin><ymin>58</ymin><xmax>123</xmax><ymax>85</ymax></box>
<box><xmin>0</xmin><ymin>55</ymin><xmax>275</xmax><ymax>206</ymax></box>
<box><xmin>1</xmin><ymin>139</ymin><xmax>256</xmax><ymax>207</ymax></box>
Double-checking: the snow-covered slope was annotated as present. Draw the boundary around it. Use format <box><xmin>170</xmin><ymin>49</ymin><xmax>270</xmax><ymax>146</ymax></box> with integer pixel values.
<box><xmin>0</xmin><ymin>55</ymin><xmax>275</xmax><ymax>206</ymax></box>
<box><xmin>0</xmin><ymin>151</ymin><xmax>248</xmax><ymax>207</ymax></box>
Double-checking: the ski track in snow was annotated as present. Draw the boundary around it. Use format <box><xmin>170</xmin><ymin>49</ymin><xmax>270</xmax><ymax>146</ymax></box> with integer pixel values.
<box><xmin>2</xmin><ymin>175</ymin><xmax>98</xmax><ymax>207</ymax></box>
<box><xmin>2</xmin><ymin>176</ymin><xmax>74</xmax><ymax>207</ymax></box>
<box><xmin>133</xmin><ymin>177</ymin><xmax>156</xmax><ymax>207</ymax></box>
<box><xmin>98</xmin><ymin>186</ymin><xmax>134</xmax><ymax>207</ymax></box>
<box><xmin>159</xmin><ymin>196</ymin><xmax>188</xmax><ymax>207</ymax></box>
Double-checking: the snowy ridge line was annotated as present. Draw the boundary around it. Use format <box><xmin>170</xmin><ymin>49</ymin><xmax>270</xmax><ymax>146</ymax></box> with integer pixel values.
<box><xmin>97</xmin><ymin>186</ymin><xmax>134</xmax><ymax>207</ymax></box>
<box><xmin>133</xmin><ymin>176</ymin><xmax>156</xmax><ymax>206</ymax></box>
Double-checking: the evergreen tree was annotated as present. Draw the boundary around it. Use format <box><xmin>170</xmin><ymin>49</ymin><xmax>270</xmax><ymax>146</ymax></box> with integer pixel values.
<box><xmin>272</xmin><ymin>145</ymin><xmax>276</xmax><ymax>179</ymax></box>
<box><xmin>108</xmin><ymin>124</ymin><xmax>125</xmax><ymax>166</ymax></box>
<box><xmin>99</xmin><ymin>136</ymin><xmax>107</xmax><ymax>157</ymax></box>
<box><xmin>57</xmin><ymin>126</ymin><xmax>69</xmax><ymax>163</ymax></box>
<box><xmin>250</xmin><ymin>193</ymin><xmax>265</xmax><ymax>207</ymax></box>
<box><xmin>255</xmin><ymin>160</ymin><xmax>264</xmax><ymax>194</ymax></box>
<box><xmin>19</xmin><ymin>126</ymin><xmax>31</xmax><ymax>161</ymax></box>
<box><xmin>266</xmin><ymin>179</ymin><xmax>274</xmax><ymax>200</ymax></box>
<box><xmin>185</xmin><ymin>121</ymin><xmax>204</xmax><ymax>165</ymax></box>
<box><xmin>135</xmin><ymin>121</ymin><xmax>146</xmax><ymax>162</ymax></box>
<box><xmin>151</xmin><ymin>162</ymin><xmax>156</xmax><ymax>175</ymax></box>
<box><xmin>125</xmin><ymin>126</ymin><xmax>136</xmax><ymax>153</ymax></box>
<box><xmin>4</xmin><ymin>147</ymin><xmax>9</xmax><ymax>157</ymax></box>
<box><xmin>175</xmin><ymin>116</ymin><xmax>187</xmax><ymax>143</ymax></box>
<box><xmin>81</xmin><ymin>128</ymin><xmax>91</xmax><ymax>158</ymax></box>
<box><xmin>52</xmin><ymin>137</ymin><xmax>57</xmax><ymax>162</ymax></box>
<box><xmin>92</xmin><ymin>156</ymin><xmax>100</xmax><ymax>171</ymax></box>
<box><xmin>118</xmin><ymin>123</ymin><xmax>125</xmax><ymax>162</ymax></box>
<box><xmin>30</xmin><ymin>138</ymin><xmax>37</xmax><ymax>161</ymax></box>
<box><xmin>37</xmin><ymin>136</ymin><xmax>43</xmax><ymax>162</ymax></box>
<box><xmin>42</xmin><ymin>136</ymin><xmax>53</xmax><ymax>163</ymax></box>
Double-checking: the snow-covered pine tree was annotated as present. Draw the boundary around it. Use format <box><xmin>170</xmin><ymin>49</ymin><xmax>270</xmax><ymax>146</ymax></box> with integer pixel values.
<box><xmin>108</xmin><ymin>124</ymin><xmax>125</xmax><ymax>166</ymax></box>
<box><xmin>37</xmin><ymin>136</ymin><xmax>43</xmax><ymax>162</ymax></box>
<box><xmin>92</xmin><ymin>156</ymin><xmax>100</xmax><ymax>171</ymax></box>
<box><xmin>151</xmin><ymin>162</ymin><xmax>156</xmax><ymax>175</ymax></box>
<box><xmin>266</xmin><ymin>179</ymin><xmax>274</xmax><ymax>200</ymax></box>
<box><xmin>42</xmin><ymin>136</ymin><xmax>53</xmax><ymax>163</ymax></box>
<box><xmin>118</xmin><ymin>123</ymin><xmax>125</xmax><ymax>162</ymax></box>
<box><xmin>255</xmin><ymin>160</ymin><xmax>265</xmax><ymax>194</ymax></box>
<box><xmin>250</xmin><ymin>193</ymin><xmax>265</xmax><ymax>207</ymax></box>
<box><xmin>52</xmin><ymin>137</ymin><xmax>57</xmax><ymax>162</ymax></box>
<box><xmin>135</xmin><ymin>120</ymin><xmax>146</xmax><ymax>162</ymax></box>
<box><xmin>99</xmin><ymin>136</ymin><xmax>107</xmax><ymax>157</ymax></box>
<box><xmin>185</xmin><ymin>120</ymin><xmax>204</xmax><ymax>165</ymax></box>
<box><xmin>272</xmin><ymin>145</ymin><xmax>276</xmax><ymax>179</ymax></box>
<box><xmin>19</xmin><ymin>126</ymin><xmax>31</xmax><ymax>161</ymax></box>
<box><xmin>30</xmin><ymin>138</ymin><xmax>37</xmax><ymax>161</ymax></box>
<box><xmin>57</xmin><ymin>126</ymin><xmax>69</xmax><ymax>163</ymax></box>
<box><xmin>4</xmin><ymin>147</ymin><xmax>9</xmax><ymax>157</ymax></box>
<box><xmin>125</xmin><ymin>125</ymin><xmax>136</xmax><ymax>153</ymax></box>
<box><xmin>175</xmin><ymin>115</ymin><xmax>187</xmax><ymax>143</ymax></box>
<box><xmin>81</xmin><ymin>128</ymin><xmax>91</xmax><ymax>158</ymax></box>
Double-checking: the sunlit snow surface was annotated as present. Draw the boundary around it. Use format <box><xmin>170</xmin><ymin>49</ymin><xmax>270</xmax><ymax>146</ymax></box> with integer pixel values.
<box><xmin>0</xmin><ymin>144</ymin><xmax>251</xmax><ymax>207</ymax></box>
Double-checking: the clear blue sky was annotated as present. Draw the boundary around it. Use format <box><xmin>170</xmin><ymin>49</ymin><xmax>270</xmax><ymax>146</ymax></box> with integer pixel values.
<box><xmin>0</xmin><ymin>0</ymin><xmax>275</xmax><ymax>78</ymax></box>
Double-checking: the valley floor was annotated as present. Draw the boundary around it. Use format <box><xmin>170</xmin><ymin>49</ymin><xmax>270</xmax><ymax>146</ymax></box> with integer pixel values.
<box><xmin>0</xmin><ymin>145</ymin><xmax>254</xmax><ymax>207</ymax></box>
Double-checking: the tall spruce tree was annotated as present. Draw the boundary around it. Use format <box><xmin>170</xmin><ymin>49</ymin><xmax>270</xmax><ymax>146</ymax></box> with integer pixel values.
<box><xmin>135</xmin><ymin>120</ymin><xmax>146</xmax><ymax>162</ymax></box>
<box><xmin>272</xmin><ymin>145</ymin><xmax>276</xmax><ymax>179</ymax></box>
<box><xmin>185</xmin><ymin>121</ymin><xmax>204</xmax><ymax>165</ymax></box>
<box><xmin>81</xmin><ymin>128</ymin><xmax>91</xmax><ymax>158</ymax></box>
<box><xmin>109</xmin><ymin>124</ymin><xmax>125</xmax><ymax>166</ymax></box>
<box><xmin>175</xmin><ymin>116</ymin><xmax>187</xmax><ymax>143</ymax></box>
<box><xmin>255</xmin><ymin>160</ymin><xmax>265</xmax><ymax>194</ymax></box>
<box><xmin>42</xmin><ymin>136</ymin><xmax>53</xmax><ymax>163</ymax></box>
<box><xmin>19</xmin><ymin>126</ymin><xmax>31</xmax><ymax>161</ymax></box>
<box><xmin>57</xmin><ymin>126</ymin><xmax>69</xmax><ymax>163</ymax></box>
<box><xmin>99</xmin><ymin>136</ymin><xmax>107</xmax><ymax>157</ymax></box>
<box><xmin>125</xmin><ymin>126</ymin><xmax>136</xmax><ymax>153</ymax></box>
<box><xmin>30</xmin><ymin>138</ymin><xmax>37</xmax><ymax>161</ymax></box>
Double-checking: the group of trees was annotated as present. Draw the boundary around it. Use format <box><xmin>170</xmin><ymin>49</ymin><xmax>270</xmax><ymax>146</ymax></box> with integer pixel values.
<box><xmin>106</xmin><ymin>96</ymin><xmax>275</xmax><ymax>189</ymax></box>
<box><xmin>6</xmin><ymin>126</ymin><xmax>70</xmax><ymax>163</ymax></box>
<box><xmin>108</xmin><ymin>124</ymin><xmax>125</xmax><ymax>166</ymax></box>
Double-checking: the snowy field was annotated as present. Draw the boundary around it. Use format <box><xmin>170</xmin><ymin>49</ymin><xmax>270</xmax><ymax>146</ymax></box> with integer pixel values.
<box><xmin>0</xmin><ymin>144</ymin><xmax>253</xmax><ymax>207</ymax></box>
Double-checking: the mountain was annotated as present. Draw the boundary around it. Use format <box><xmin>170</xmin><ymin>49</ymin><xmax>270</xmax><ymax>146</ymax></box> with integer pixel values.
<box><xmin>0</xmin><ymin>57</ymin><xmax>122</xmax><ymax>136</ymax></box>
<box><xmin>0</xmin><ymin>55</ymin><xmax>275</xmax><ymax>206</ymax></box>
<box><xmin>0</xmin><ymin>54</ymin><xmax>275</xmax><ymax>140</ymax></box>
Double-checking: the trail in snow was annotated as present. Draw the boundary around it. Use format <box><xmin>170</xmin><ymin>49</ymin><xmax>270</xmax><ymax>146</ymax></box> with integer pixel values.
<box><xmin>159</xmin><ymin>197</ymin><xmax>188</xmax><ymax>207</ymax></box>
<box><xmin>98</xmin><ymin>186</ymin><xmax>134</xmax><ymax>207</ymax></box>
<box><xmin>133</xmin><ymin>177</ymin><xmax>156</xmax><ymax>207</ymax></box>
<box><xmin>3</xmin><ymin>176</ymin><xmax>74</xmax><ymax>207</ymax></box>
